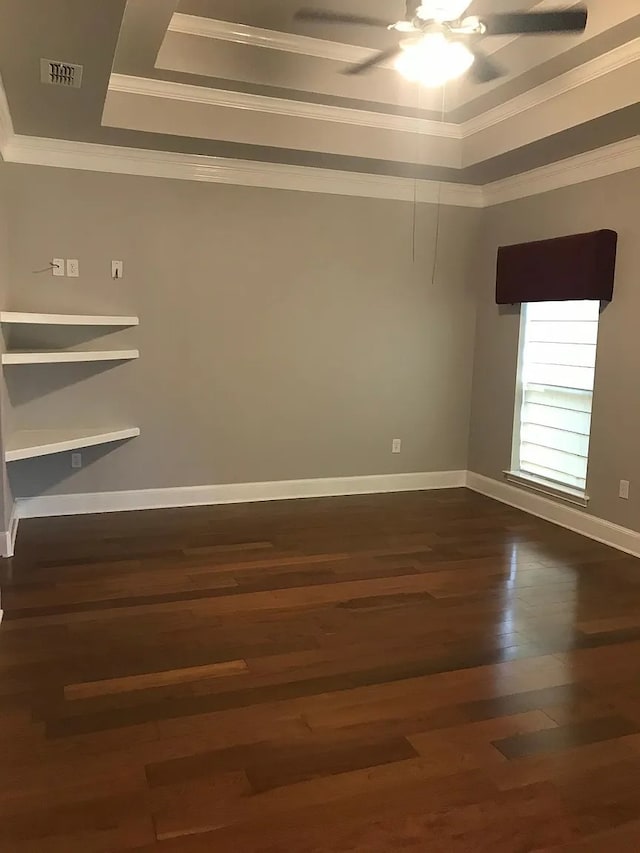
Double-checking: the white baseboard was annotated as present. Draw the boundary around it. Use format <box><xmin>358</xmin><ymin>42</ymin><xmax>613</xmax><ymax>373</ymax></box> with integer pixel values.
<box><xmin>466</xmin><ymin>471</ymin><xmax>640</xmax><ymax>559</ymax></box>
<box><xmin>13</xmin><ymin>470</ymin><xmax>640</xmax><ymax>562</ymax></box>
<box><xmin>0</xmin><ymin>503</ymin><xmax>19</xmax><ymax>558</ymax></box>
<box><xmin>15</xmin><ymin>470</ymin><xmax>468</xmax><ymax>519</ymax></box>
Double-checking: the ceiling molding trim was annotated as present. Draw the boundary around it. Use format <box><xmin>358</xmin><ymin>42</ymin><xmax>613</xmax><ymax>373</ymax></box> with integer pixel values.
<box><xmin>463</xmin><ymin>37</ymin><xmax>640</xmax><ymax>137</ymax></box>
<box><xmin>0</xmin><ymin>74</ymin><xmax>15</xmax><ymax>153</ymax></box>
<box><xmin>484</xmin><ymin>136</ymin><xmax>640</xmax><ymax>206</ymax></box>
<box><xmin>111</xmin><ymin>34</ymin><xmax>640</xmax><ymax>149</ymax></box>
<box><xmin>108</xmin><ymin>74</ymin><xmax>462</xmax><ymax>139</ymax></box>
<box><xmin>167</xmin><ymin>8</ymin><xmax>633</xmax><ymax>130</ymax></box>
<box><xmin>2</xmin><ymin>131</ymin><xmax>639</xmax><ymax>210</ymax></box>
<box><xmin>2</xmin><ymin>135</ymin><xmax>484</xmax><ymax>207</ymax></box>
<box><xmin>168</xmin><ymin>13</ymin><xmax>399</xmax><ymax>69</ymax></box>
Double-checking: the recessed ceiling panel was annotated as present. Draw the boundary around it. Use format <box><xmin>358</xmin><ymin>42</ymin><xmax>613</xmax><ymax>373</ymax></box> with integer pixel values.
<box><xmin>157</xmin><ymin>28</ymin><xmax>449</xmax><ymax>113</ymax></box>
<box><xmin>0</xmin><ymin>0</ymin><xmax>638</xmax><ymax>190</ymax></box>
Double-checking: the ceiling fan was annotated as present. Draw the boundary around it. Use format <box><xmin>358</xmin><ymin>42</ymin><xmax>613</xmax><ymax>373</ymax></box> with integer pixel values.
<box><xmin>294</xmin><ymin>1</ymin><xmax>588</xmax><ymax>85</ymax></box>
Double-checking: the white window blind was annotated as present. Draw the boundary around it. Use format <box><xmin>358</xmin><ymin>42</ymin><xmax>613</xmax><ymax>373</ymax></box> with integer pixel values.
<box><xmin>515</xmin><ymin>300</ymin><xmax>600</xmax><ymax>493</ymax></box>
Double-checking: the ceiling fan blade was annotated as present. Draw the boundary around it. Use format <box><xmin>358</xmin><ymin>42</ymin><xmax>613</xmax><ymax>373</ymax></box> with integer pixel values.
<box><xmin>294</xmin><ymin>9</ymin><xmax>392</xmax><ymax>28</ymax></box>
<box><xmin>469</xmin><ymin>46</ymin><xmax>503</xmax><ymax>83</ymax></box>
<box><xmin>344</xmin><ymin>46</ymin><xmax>402</xmax><ymax>75</ymax></box>
<box><xmin>481</xmin><ymin>9</ymin><xmax>587</xmax><ymax>36</ymax></box>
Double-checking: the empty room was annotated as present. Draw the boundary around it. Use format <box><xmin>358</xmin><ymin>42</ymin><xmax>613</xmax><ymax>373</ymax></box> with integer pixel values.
<box><xmin>2</xmin><ymin>0</ymin><xmax>640</xmax><ymax>850</ymax></box>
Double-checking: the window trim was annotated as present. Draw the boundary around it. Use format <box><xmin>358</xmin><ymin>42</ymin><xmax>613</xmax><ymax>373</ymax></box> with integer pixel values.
<box><xmin>510</xmin><ymin>305</ymin><xmax>528</xmax><ymax>476</ymax></box>
<box><xmin>503</xmin><ymin>469</ymin><xmax>589</xmax><ymax>508</ymax></box>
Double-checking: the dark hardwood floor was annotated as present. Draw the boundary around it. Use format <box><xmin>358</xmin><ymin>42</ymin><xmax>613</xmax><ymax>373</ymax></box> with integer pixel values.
<box><xmin>3</xmin><ymin>488</ymin><xmax>640</xmax><ymax>851</ymax></box>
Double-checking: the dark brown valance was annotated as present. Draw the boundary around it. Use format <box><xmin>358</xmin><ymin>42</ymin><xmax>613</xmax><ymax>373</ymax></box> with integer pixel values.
<box><xmin>495</xmin><ymin>229</ymin><xmax>617</xmax><ymax>305</ymax></box>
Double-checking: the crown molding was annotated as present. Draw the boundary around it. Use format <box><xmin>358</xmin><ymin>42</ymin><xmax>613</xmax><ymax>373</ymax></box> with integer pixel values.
<box><xmin>462</xmin><ymin>37</ymin><xmax>640</xmax><ymax>137</ymax></box>
<box><xmin>483</xmin><ymin>135</ymin><xmax>640</xmax><ymax>206</ymax></box>
<box><xmin>2</xmin><ymin>67</ymin><xmax>640</xmax><ymax>209</ymax></box>
<box><xmin>165</xmin><ymin>11</ymin><xmax>639</xmax><ymax>142</ymax></box>
<box><xmin>168</xmin><ymin>13</ymin><xmax>400</xmax><ymax>70</ymax></box>
<box><xmin>3</xmin><ymin>131</ymin><xmax>640</xmax><ymax>209</ymax></box>
<box><xmin>3</xmin><ymin>134</ymin><xmax>484</xmax><ymax>207</ymax></box>
<box><xmin>112</xmin><ymin>27</ymin><xmax>640</xmax><ymax>151</ymax></box>
<box><xmin>108</xmin><ymin>74</ymin><xmax>462</xmax><ymax>140</ymax></box>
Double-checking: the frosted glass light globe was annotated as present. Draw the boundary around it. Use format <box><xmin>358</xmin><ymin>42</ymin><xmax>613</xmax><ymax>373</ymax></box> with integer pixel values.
<box><xmin>395</xmin><ymin>34</ymin><xmax>475</xmax><ymax>86</ymax></box>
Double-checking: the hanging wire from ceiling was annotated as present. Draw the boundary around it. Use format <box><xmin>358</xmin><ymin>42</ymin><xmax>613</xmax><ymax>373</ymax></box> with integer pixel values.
<box><xmin>411</xmin><ymin>80</ymin><xmax>448</xmax><ymax>276</ymax></box>
<box><xmin>411</xmin><ymin>84</ymin><xmax>421</xmax><ymax>264</ymax></box>
<box><xmin>430</xmin><ymin>82</ymin><xmax>448</xmax><ymax>286</ymax></box>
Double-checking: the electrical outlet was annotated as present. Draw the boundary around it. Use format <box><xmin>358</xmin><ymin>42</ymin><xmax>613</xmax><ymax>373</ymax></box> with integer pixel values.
<box><xmin>111</xmin><ymin>260</ymin><xmax>123</xmax><ymax>280</ymax></box>
<box><xmin>66</xmin><ymin>259</ymin><xmax>79</xmax><ymax>278</ymax></box>
<box><xmin>619</xmin><ymin>479</ymin><xmax>630</xmax><ymax>500</ymax></box>
<box><xmin>71</xmin><ymin>452</ymin><xmax>82</xmax><ymax>469</ymax></box>
<box><xmin>52</xmin><ymin>258</ymin><xmax>65</xmax><ymax>277</ymax></box>
<box><xmin>392</xmin><ymin>438</ymin><xmax>402</xmax><ymax>454</ymax></box>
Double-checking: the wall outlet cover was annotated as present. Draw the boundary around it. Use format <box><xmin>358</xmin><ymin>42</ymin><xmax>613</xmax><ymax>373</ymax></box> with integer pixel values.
<box><xmin>66</xmin><ymin>259</ymin><xmax>79</xmax><ymax>278</ymax></box>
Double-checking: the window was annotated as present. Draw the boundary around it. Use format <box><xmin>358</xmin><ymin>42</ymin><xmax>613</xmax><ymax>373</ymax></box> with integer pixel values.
<box><xmin>511</xmin><ymin>300</ymin><xmax>600</xmax><ymax>497</ymax></box>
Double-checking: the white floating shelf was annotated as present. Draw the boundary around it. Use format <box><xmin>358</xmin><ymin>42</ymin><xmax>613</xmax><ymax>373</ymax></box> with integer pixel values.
<box><xmin>5</xmin><ymin>427</ymin><xmax>140</xmax><ymax>462</ymax></box>
<box><xmin>1</xmin><ymin>312</ymin><xmax>139</xmax><ymax>326</ymax></box>
<box><xmin>2</xmin><ymin>349</ymin><xmax>139</xmax><ymax>365</ymax></box>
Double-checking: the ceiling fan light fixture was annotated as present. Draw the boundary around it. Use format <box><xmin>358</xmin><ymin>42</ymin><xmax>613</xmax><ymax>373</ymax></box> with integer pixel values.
<box><xmin>457</xmin><ymin>15</ymin><xmax>486</xmax><ymax>34</ymax></box>
<box><xmin>416</xmin><ymin>0</ymin><xmax>472</xmax><ymax>22</ymax></box>
<box><xmin>392</xmin><ymin>20</ymin><xmax>416</xmax><ymax>32</ymax></box>
<box><xmin>395</xmin><ymin>34</ymin><xmax>474</xmax><ymax>86</ymax></box>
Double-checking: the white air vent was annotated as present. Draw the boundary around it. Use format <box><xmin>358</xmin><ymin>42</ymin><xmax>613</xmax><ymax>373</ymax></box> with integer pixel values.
<box><xmin>40</xmin><ymin>59</ymin><xmax>83</xmax><ymax>88</ymax></box>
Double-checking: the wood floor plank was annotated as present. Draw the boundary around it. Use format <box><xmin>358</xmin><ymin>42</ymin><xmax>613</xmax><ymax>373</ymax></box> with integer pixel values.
<box><xmin>246</xmin><ymin>734</ymin><xmax>419</xmax><ymax>793</ymax></box>
<box><xmin>64</xmin><ymin>660</ymin><xmax>249</xmax><ymax>700</ymax></box>
<box><xmin>536</xmin><ymin>817</ymin><xmax>640</xmax><ymax>851</ymax></box>
<box><xmin>4</xmin><ymin>490</ymin><xmax>640</xmax><ymax>851</ymax></box>
<box><xmin>492</xmin><ymin>716</ymin><xmax>640</xmax><ymax>760</ymax></box>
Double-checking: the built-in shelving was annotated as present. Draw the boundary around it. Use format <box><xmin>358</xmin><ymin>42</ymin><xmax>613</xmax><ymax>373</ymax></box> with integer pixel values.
<box><xmin>1</xmin><ymin>308</ymin><xmax>141</xmax><ymax>485</ymax></box>
<box><xmin>5</xmin><ymin>427</ymin><xmax>141</xmax><ymax>462</ymax></box>
<box><xmin>2</xmin><ymin>349</ymin><xmax>140</xmax><ymax>365</ymax></box>
<box><xmin>1</xmin><ymin>312</ymin><xmax>139</xmax><ymax>327</ymax></box>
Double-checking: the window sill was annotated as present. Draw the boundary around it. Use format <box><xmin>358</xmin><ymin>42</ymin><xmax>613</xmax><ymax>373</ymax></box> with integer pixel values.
<box><xmin>503</xmin><ymin>471</ymin><xmax>590</xmax><ymax>508</ymax></box>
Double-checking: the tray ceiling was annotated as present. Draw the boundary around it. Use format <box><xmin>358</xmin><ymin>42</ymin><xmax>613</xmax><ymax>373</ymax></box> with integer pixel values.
<box><xmin>0</xmin><ymin>0</ymin><xmax>638</xmax><ymax>186</ymax></box>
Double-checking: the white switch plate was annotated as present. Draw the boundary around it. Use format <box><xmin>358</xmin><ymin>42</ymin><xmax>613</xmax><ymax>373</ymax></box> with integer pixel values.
<box><xmin>392</xmin><ymin>438</ymin><xmax>402</xmax><ymax>454</ymax></box>
<box><xmin>111</xmin><ymin>260</ymin><xmax>123</xmax><ymax>280</ymax></box>
<box><xmin>619</xmin><ymin>479</ymin><xmax>630</xmax><ymax>500</ymax></box>
<box><xmin>52</xmin><ymin>258</ymin><xmax>65</xmax><ymax>277</ymax></box>
<box><xmin>66</xmin><ymin>259</ymin><xmax>79</xmax><ymax>278</ymax></box>
<box><xmin>71</xmin><ymin>452</ymin><xmax>82</xmax><ymax>469</ymax></box>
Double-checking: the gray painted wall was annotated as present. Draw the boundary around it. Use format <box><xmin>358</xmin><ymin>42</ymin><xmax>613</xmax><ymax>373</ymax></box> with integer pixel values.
<box><xmin>469</xmin><ymin>166</ymin><xmax>640</xmax><ymax>532</ymax></box>
<box><xmin>5</xmin><ymin>164</ymin><xmax>480</xmax><ymax>499</ymax></box>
